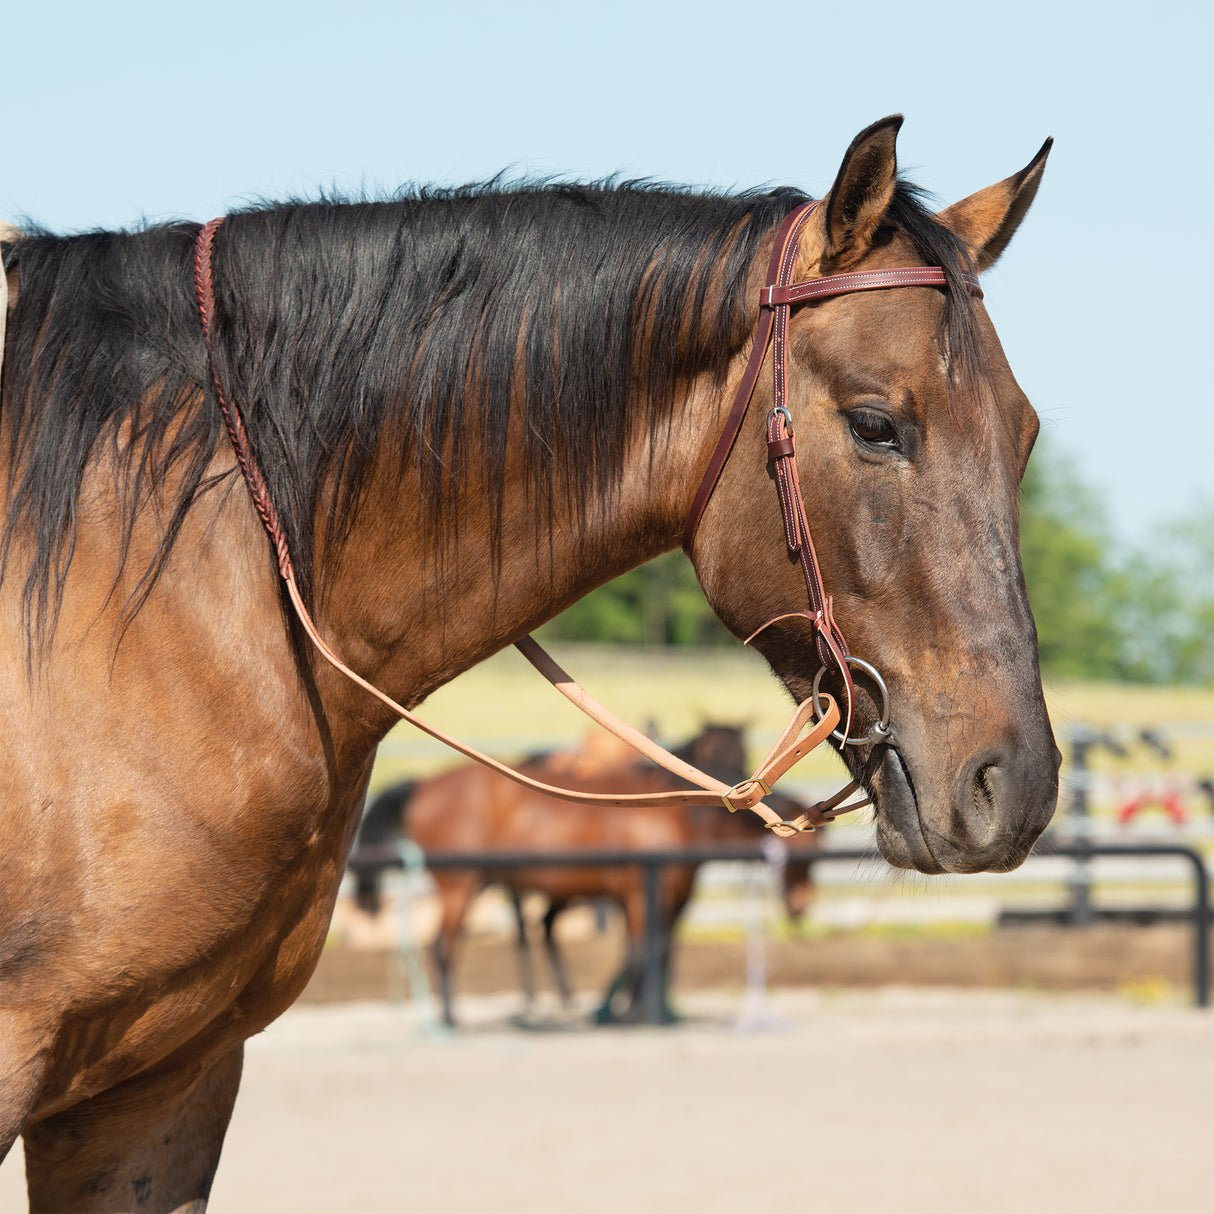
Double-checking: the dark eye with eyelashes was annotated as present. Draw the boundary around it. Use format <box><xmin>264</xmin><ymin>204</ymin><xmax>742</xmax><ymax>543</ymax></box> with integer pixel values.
<box><xmin>847</xmin><ymin>409</ymin><xmax>899</xmax><ymax>449</ymax></box>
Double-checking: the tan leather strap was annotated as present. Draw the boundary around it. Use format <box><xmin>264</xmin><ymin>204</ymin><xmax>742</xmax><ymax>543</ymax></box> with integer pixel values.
<box><xmin>283</xmin><ymin>569</ymin><xmax>841</xmax><ymax>833</ymax></box>
<box><xmin>193</xmin><ymin>217</ymin><xmax>848</xmax><ymax>835</ymax></box>
<box><xmin>513</xmin><ymin>637</ymin><xmax>855</xmax><ymax>831</ymax></box>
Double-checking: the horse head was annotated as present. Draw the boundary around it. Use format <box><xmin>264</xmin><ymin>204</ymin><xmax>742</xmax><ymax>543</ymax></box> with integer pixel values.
<box><xmin>677</xmin><ymin>722</ymin><xmax>748</xmax><ymax>786</ymax></box>
<box><xmin>689</xmin><ymin>118</ymin><xmax>1060</xmax><ymax>874</ymax></box>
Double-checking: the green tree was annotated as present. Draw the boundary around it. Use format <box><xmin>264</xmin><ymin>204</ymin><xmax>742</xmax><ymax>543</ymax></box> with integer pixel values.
<box><xmin>1112</xmin><ymin>505</ymin><xmax>1214</xmax><ymax>685</ymax></box>
<box><xmin>1020</xmin><ymin>443</ymin><xmax>1213</xmax><ymax>686</ymax></box>
<box><xmin>1018</xmin><ymin>442</ymin><xmax>1124</xmax><ymax>678</ymax></box>
<box><xmin>539</xmin><ymin>550</ymin><xmax>730</xmax><ymax>647</ymax></box>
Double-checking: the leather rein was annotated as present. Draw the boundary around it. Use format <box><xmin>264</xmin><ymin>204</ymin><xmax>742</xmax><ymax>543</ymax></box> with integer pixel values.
<box><xmin>192</xmin><ymin>200</ymin><xmax>979</xmax><ymax>837</ymax></box>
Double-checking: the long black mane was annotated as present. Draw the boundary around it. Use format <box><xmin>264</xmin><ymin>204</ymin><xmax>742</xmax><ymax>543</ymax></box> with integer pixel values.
<box><xmin>0</xmin><ymin>178</ymin><xmax>976</xmax><ymax>644</ymax></box>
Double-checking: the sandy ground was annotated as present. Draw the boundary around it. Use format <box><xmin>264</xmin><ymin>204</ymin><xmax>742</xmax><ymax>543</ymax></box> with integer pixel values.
<box><xmin>3</xmin><ymin>987</ymin><xmax>1211</xmax><ymax>1214</ymax></box>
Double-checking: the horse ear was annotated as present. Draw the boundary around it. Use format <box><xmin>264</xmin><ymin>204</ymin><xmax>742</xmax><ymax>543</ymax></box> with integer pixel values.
<box><xmin>936</xmin><ymin>138</ymin><xmax>1052</xmax><ymax>272</ymax></box>
<box><xmin>819</xmin><ymin>115</ymin><xmax>903</xmax><ymax>270</ymax></box>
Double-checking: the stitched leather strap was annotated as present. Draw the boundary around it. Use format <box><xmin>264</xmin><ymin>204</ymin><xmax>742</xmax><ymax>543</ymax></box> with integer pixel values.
<box><xmin>759</xmin><ymin>267</ymin><xmax>982</xmax><ymax>307</ymax></box>
<box><xmin>748</xmin><ymin>404</ymin><xmax>856</xmax><ymax>734</ymax></box>
<box><xmin>682</xmin><ymin>201</ymin><xmax>983</xmax><ymax>740</ymax></box>
<box><xmin>681</xmin><ymin>204</ymin><xmax>810</xmax><ymax>554</ymax></box>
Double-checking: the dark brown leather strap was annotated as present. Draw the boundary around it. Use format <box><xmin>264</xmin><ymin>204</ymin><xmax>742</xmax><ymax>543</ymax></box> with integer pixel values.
<box><xmin>755</xmin><ymin>405</ymin><xmax>855</xmax><ymax>717</ymax></box>
<box><xmin>682</xmin><ymin>201</ymin><xmax>984</xmax><ymax>738</ymax></box>
<box><xmin>681</xmin><ymin>203</ymin><xmax>813</xmax><ymax>554</ymax></box>
<box><xmin>682</xmin><ymin>204</ymin><xmax>981</xmax><ymax>551</ymax></box>
<box><xmin>759</xmin><ymin>267</ymin><xmax>982</xmax><ymax>307</ymax></box>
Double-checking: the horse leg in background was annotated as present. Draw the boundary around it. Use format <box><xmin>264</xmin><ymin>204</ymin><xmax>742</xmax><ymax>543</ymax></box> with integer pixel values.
<box><xmin>0</xmin><ymin>1021</ymin><xmax>49</xmax><ymax>1171</ymax></box>
<box><xmin>654</xmin><ymin>871</ymin><xmax>696</xmax><ymax>1025</ymax></box>
<box><xmin>353</xmin><ymin>782</ymin><xmax>416</xmax><ymax>915</ymax></box>
<box><xmin>592</xmin><ymin>893</ymin><xmax>640</xmax><ymax>1024</ymax></box>
<box><xmin>540</xmin><ymin>900</ymin><xmax>574</xmax><ymax>1008</ymax></box>
<box><xmin>594</xmin><ymin>890</ymin><xmax>647</xmax><ymax>1024</ymax></box>
<box><xmin>21</xmin><ymin>1046</ymin><xmax>244</xmax><ymax>1214</ymax></box>
<box><xmin>509</xmin><ymin>891</ymin><xmax>537</xmax><ymax>1015</ymax></box>
<box><xmin>783</xmin><ymin>858</ymin><xmax>814</xmax><ymax>926</ymax></box>
<box><xmin>430</xmin><ymin>872</ymin><xmax>478</xmax><ymax>1028</ymax></box>
<box><xmin>353</xmin><ymin>871</ymin><xmax>381</xmax><ymax>916</ymax></box>
<box><xmin>604</xmin><ymin>872</ymin><xmax>691</xmax><ymax>1025</ymax></box>
<box><xmin>593</xmin><ymin>962</ymin><xmax>631</xmax><ymax>1025</ymax></box>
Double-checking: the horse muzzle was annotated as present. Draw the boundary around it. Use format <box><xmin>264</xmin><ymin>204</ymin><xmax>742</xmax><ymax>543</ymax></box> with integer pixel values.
<box><xmin>872</xmin><ymin>734</ymin><xmax>1061</xmax><ymax>875</ymax></box>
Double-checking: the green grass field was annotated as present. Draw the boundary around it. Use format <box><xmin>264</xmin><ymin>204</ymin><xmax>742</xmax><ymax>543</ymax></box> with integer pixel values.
<box><xmin>368</xmin><ymin>643</ymin><xmax>1214</xmax><ymax>796</ymax></box>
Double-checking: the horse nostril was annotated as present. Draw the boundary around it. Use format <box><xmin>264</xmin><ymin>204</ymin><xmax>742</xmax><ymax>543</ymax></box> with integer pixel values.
<box><xmin>969</xmin><ymin>759</ymin><xmax>1001</xmax><ymax>826</ymax></box>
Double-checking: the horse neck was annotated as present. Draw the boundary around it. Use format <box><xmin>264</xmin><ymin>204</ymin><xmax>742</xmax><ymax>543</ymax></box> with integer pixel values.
<box><xmin>301</xmin><ymin>370</ymin><xmax>730</xmax><ymax>745</ymax></box>
<box><xmin>197</xmin><ymin>192</ymin><xmax>782</xmax><ymax>750</ymax></box>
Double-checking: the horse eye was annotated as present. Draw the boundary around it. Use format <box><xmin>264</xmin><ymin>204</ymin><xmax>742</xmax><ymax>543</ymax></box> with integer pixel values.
<box><xmin>849</xmin><ymin>410</ymin><xmax>898</xmax><ymax>447</ymax></box>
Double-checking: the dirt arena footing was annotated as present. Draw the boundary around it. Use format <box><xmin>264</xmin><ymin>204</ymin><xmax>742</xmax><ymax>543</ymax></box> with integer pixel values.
<box><xmin>302</xmin><ymin>921</ymin><xmax>1209</xmax><ymax>1008</ymax></box>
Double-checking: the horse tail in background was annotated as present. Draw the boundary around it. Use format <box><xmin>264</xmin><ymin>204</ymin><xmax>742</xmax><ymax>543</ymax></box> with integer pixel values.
<box><xmin>354</xmin><ymin>781</ymin><xmax>417</xmax><ymax>914</ymax></box>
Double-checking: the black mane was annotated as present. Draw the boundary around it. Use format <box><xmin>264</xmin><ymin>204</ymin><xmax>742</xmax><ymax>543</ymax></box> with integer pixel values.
<box><xmin>0</xmin><ymin>178</ymin><xmax>977</xmax><ymax>645</ymax></box>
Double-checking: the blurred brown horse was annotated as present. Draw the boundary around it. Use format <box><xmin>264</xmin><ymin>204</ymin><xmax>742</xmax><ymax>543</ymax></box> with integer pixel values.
<box><xmin>1</xmin><ymin>118</ymin><xmax>1058</xmax><ymax>1208</ymax></box>
<box><xmin>356</xmin><ymin>725</ymin><xmax>819</xmax><ymax>1025</ymax></box>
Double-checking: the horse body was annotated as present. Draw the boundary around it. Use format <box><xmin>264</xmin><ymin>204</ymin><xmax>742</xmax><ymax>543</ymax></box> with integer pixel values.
<box><xmin>0</xmin><ymin>117</ymin><xmax>1059</xmax><ymax>1209</ymax></box>
<box><xmin>0</xmin><ymin>451</ymin><xmax>363</xmax><ymax>1204</ymax></box>
<box><xmin>412</xmin><ymin>757</ymin><xmax>701</xmax><ymax>1025</ymax></box>
<box><xmin>0</xmin><ymin>224</ymin><xmax>726</xmax><ymax>1206</ymax></box>
<box><xmin>364</xmin><ymin>725</ymin><xmax>801</xmax><ymax>1024</ymax></box>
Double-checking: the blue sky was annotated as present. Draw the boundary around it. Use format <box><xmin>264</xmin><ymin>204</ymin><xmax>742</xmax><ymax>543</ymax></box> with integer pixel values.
<box><xmin>5</xmin><ymin>0</ymin><xmax>1210</xmax><ymax>542</ymax></box>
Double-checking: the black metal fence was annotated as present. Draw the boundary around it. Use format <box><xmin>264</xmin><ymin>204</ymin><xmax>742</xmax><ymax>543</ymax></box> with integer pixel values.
<box><xmin>347</xmin><ymin>839</ymin><xmax>1211</xmax><ymax>1019</ymax></box>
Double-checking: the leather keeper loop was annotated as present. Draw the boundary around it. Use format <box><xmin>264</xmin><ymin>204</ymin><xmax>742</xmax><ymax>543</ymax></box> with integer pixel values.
<box><xmin>759</xmin><ymin>285</ymin><xmax>792</xmax><ymax>307</ymax></box>
<box><xmin>767</xmin><ymin>435</ymin><xmax>796</xmax><ymax>460</ymax></box>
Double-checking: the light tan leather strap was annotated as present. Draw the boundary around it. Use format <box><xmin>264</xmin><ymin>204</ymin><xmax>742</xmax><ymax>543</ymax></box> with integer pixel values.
<box><xmin>288</xmin><ymin>572</ymin><xmax>841</xmax><ymax>833</ymax></box>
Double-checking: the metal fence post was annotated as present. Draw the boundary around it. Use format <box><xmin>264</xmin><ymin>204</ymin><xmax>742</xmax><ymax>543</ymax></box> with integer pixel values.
<box><xmin>641</xmin><ymin>861</ymin><xmax>665</xmax><ymax>1025</ymax></box>
<box><xmin>1067</xmin><ymin>728</ymin><xmax>1094</xmax><ymax>926</ymax></box>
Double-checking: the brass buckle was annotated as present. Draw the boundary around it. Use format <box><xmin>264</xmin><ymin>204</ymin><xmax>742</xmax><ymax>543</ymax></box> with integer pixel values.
<box><xmin>765</xmin><ymin>819</ymin><xmax>816</xmax><ymax>834</ymax></box>
<box><xmin>722</xmin><ymin>777</ymin><xmax>771</xmax><ymax>812</ymax></box>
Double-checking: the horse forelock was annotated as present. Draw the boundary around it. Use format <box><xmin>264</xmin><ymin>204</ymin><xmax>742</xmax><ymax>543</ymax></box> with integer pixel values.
<box><xmin>880</xmin><ymin>181</ymin><xmax>986</xmax><ymax>402</ymax></box>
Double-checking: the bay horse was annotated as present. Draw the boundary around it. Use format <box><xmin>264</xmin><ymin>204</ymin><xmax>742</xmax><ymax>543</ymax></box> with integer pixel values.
<box><xmin>0</xmin><ymin>116</ymin><xmax>1059</xmax><ymax>1210</ymax></box>
<box><xmin>356</xmin><ymin>725</ymin><xmax>816</xmax><ymax>1025</ymax></box>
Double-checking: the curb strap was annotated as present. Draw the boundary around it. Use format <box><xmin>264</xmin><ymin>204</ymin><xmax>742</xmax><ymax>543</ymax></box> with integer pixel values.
<box><xmin>192</xmin><ymin>217</ymin><xmax>846</xmax><ymax>835</ymax></box>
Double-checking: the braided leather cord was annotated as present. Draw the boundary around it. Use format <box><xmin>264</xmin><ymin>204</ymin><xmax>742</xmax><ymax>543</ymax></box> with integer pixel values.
<box><xmin>194</xmin><ymin>218</ymin><xmax>295</xmax><ymax>582</ymax></box>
